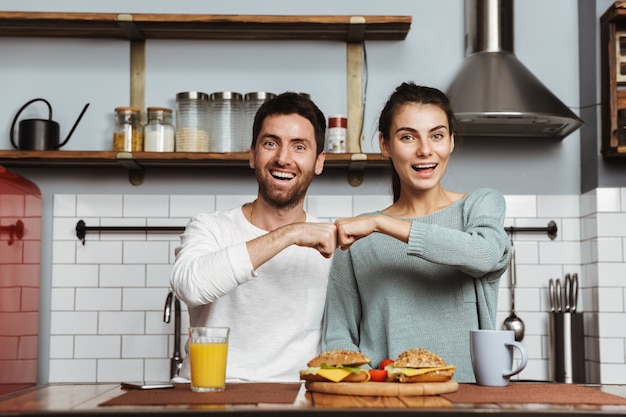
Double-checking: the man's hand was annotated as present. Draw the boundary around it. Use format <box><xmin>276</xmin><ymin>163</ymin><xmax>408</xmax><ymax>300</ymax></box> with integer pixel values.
<box><xmin>292</xmin><ymin>222</ymin><xmax>338</xmax><ymax>258</ymax></box>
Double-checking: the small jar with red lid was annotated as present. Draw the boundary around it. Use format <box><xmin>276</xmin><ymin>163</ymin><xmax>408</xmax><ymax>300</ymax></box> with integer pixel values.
<box><xmin>326</xmin><ymin>114</ymin><xmax>347</xmax><ymax>153</ymax></box>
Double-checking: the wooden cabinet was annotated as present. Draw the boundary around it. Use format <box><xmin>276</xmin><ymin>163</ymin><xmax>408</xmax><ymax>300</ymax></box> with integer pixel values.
<box><xmin>601</xmin><ymin>2</ymin><xmax>626</xmax><ymax>158</ymax></box>
<box><xmin>0</xmin><ymin>11</ymin><xmax>410</xmax><ymax>184</ymax></box>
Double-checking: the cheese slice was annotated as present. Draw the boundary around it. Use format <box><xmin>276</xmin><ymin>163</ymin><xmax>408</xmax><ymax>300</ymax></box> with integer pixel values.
<box><xmin>390</xmin><ymin>365</ymin><xmax>456</xmax><ymax>377</ymax></box>
<box><xmin>316</xmin><ymin>368</ymin><xmax>354</xmax><ymax>382</ymax></box>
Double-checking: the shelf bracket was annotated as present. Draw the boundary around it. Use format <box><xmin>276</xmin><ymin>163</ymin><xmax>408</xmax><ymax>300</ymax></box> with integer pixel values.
<box><xmin>347</xmin><ymin>153</ymin><xmax>367</xmax><ymax>186</ymax></box>
<box><xmin>115</xmin><ymin>152</ymin><xmax>145</xmax><ymax>186</ymax></box>
<box><xmin>116</xmin><ymin>14</ymin><xmax>145</xmax><ymax>41</ymax></box>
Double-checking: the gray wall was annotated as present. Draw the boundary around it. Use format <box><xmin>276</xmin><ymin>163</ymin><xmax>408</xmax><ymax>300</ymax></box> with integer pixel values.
<box><xmin>2</xmin><ymin>0</ymin><xmax>615</xmax><ymax>196</ymax></box>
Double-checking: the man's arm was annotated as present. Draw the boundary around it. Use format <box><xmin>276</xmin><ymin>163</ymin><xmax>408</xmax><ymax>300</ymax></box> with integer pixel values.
<box><xmin>247</xmin><ymin>221</ymin><xmax>338</xmax><ymax>269</ymax></box>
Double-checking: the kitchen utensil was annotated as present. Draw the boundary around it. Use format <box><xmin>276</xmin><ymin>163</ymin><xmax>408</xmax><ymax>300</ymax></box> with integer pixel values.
<box><xmin>571</xmin><ymin>273</ymin><xmax>579</xmax><ymax>312</ymax></box>
<box><xmin>548</xmin><ymin>278</ymin><xmax>555</xmax><ymax>312</ymax></box>
<box><xmin>502</xmin><ymin>242</ymin><xmax>525</xmax><ymax>341</ymax></box>
<box><xmin>564</xmin><ymin>273</ymin><xmax>571</xmax><ymax>312</ymax></box>
<box><xmin>555</xmin><ymin>278</ymin><xmax>562</xmax><ymax>313</ymax></box>
<box><xmin>10</xmin><ymin>98</ymin><xmax>89</xmax><ymax>150</ymax></box>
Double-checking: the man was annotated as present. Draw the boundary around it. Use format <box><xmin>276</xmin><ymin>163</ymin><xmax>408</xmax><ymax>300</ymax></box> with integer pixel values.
<box><xmin>170</xmin><ymin>92</ymin><xmax>337</xmax><ymax>382</ymax></box>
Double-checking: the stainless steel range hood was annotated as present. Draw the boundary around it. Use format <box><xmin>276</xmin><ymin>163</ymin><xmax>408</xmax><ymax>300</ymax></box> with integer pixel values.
<box><xmin>446</xmin><ymin>0</ymin><xmax>583</xmax><ymax>139</ymax></box>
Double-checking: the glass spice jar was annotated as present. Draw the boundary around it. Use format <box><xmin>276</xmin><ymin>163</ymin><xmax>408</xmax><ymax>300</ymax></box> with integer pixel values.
<box><xmin>143</xmin><ymin>107</ymin><xmax>175</xmax><ymax>152</ymax></box>
<box><xmin>113</xmin><ymin>106</ymin><xmax>143</xmax><ymax>152</ymax></box>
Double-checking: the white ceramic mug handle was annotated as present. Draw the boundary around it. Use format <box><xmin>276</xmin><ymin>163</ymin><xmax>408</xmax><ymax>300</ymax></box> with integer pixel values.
<box><xmin>503</xmin><ymin>340</ymin><xmax>528</xmax><ymax>377</ymax></box>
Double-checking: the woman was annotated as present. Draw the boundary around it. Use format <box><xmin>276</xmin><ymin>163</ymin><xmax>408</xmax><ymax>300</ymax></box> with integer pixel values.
<box><xmin>321</xmin><ymin>82</ymin><xmax>511</xmax><ymax>383</ymax></box>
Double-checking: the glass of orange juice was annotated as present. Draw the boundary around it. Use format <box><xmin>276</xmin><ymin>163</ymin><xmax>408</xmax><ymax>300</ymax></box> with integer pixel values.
<box><xmin>188</xmin><ymin>327</ymin><xmax>230</xmax><ymax>392</ymax></box>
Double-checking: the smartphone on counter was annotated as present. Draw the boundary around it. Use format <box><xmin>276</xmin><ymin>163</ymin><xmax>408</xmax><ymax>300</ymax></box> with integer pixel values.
<box><xmin>121</xmin><ymin>381</ymin><xmax>175</xmax><ymax>390</ymax></box>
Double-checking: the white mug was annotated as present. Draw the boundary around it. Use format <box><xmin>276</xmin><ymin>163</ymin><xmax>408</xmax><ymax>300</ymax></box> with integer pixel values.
<box><xmin>470</xmin><ymin>329</ymin><xmax>528</xmax><ymax>386</ymax></box>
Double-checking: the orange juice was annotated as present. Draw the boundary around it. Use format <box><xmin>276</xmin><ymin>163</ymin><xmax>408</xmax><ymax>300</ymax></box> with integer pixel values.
<box><xmin>189</xmin><ymin>342</ymin><xmax>228</xmax><ymax>392</ymax></box>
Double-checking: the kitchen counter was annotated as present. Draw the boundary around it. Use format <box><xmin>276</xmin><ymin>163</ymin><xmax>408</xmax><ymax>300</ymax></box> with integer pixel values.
<box><xmin>1</xmin><ymin>382</ymin><xmax>626</xmax><ymax>416</ymax></box>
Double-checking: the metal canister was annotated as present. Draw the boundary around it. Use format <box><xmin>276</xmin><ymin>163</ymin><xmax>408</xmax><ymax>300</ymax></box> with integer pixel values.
<box><xmin>244</xmin><ymin>92</ymin><xmax>276</xmax><ymax>151</ymax></box>
<box><xmin>175</xmin><ymin>91</ymin><xmax>209</xmax><ymax>152</ymax></box>
<box><xmin>113</xmin><ymin>106</ymin><xmax>143</xmax><ymax>152</ymax></box>
<box><xmin>209</xmin><ymin>91</ymin><xmax>243</xmax><ymax>152</ymax></box>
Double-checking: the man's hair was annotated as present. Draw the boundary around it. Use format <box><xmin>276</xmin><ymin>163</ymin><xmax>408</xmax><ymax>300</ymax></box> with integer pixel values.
<box><xmin>251</xmin><ymin>92</ymin><xmax>326</xmax><ymax>155</ymax></box>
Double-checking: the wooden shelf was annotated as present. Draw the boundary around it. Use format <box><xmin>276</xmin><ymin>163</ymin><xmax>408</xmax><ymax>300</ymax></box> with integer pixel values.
<box><xmin>0</xmin><ymin>150</ymin><xmax>390</xmax><ymax>185</ymax></box>
<box><xmin>601</xmin><ymin>2</ymin><xmax>626</xmax><ymax>158</ymax></box>
<box><xmin>0</xmin><ymin>12</ymin><xmax>411</xmax><ymax>41</ymax></box>
<box><xmin>0</xmin><ymin>11</ymin><xmax>408</xmax><ymax>183</ymax></box>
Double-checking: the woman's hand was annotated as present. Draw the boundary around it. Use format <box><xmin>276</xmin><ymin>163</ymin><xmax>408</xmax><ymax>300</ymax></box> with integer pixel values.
<box><xmin>335</xmin><ymin>215</ymin><xmax>379</xmax><ymax>250</ymax></box>
<box><xmin>335</xmin><ymin>214</ymin><xmax>411</xmax><ymax>250</ymax></box>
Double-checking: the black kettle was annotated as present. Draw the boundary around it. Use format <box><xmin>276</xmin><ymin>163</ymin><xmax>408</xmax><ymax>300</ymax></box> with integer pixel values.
<box><xmin>10</xmin><ymin>98</ymin><xmax>90</xmax><ymax>150</ymax></box>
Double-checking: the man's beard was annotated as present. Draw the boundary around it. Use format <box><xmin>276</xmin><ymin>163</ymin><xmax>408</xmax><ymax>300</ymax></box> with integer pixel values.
<box><xmin>255</xmin><ymin>168</ymin><xmax>314</xmax><ymax>211</ymax></box>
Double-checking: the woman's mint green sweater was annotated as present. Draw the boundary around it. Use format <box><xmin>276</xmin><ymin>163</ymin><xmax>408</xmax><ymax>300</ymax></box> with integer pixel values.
<box><xmin>322</xmin><ymin>188</ymin><xmax>511</xmax><ymax>383</ymax></box>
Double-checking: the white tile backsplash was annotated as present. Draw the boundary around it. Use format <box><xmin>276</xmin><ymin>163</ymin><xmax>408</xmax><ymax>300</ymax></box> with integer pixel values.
<box><xmin>77</xmin><ymin>195</ymin><xmax>123</xmax><ymax>217</ymax></box>
<box><xmin>74</xmin><ymin>335</ymin><xmax>121</xmax><ymax>358</ymax></box>
<box><xmin>77</xmin><ymin>241</ymin><xmax>122</xmax><ymax>264</ymax></box>
<box><xmin>51</xmin><ymin>264</ymin><xmax>99</xmax><ymax>287</ymax></box>
<box><xmin>99</xmin><ymin>265</ymin><xmax>146</xmax><ymax>287</ymax></box>
<box><xmin>596</xmin><ymin>188</ymin><xmax>622</xmax><ymax>212</ymax></box>
<box><xmin>170</xmin><ymin>195</ymin><xmax>215</xmax><ymax>218</ymax></box>
<box><xmin>98</xmin><ymin>312</ymin><xmax>145</xmax><ymax>334</ymax></box>
<box><xmin>50</xmin><ymin>312</ymin><xmax>98</xmax><ymax>334</ymax></box>
<box><xmin>48</xmin><ymin>189</ymin><xmax>626</xmax><ymax>384</ymax></box>
<box><xmin>75</xmin><ymin>288</ymin><xmax>122</xmax><ymax>311</ymax></box>
<box><xmin>306</xmin><ymin>195</ymin><xmax>353</xmax><ymax>219</ymax></box>
<box><xmin>53</xmin><ymin>194</ymin><xmax>76</xmax><ymax>217</ymax></box>
<box><xmin>123</xmin><ymin>195</ymin><xmax>170</xmax><ymax>217</ymax></box>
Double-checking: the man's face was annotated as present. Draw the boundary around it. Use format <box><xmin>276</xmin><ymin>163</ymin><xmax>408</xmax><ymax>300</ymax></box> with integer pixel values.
<box><xmin>249</xmin><ymin>113</ymin><xmax>324</xmax><ymax>209</ymax></box>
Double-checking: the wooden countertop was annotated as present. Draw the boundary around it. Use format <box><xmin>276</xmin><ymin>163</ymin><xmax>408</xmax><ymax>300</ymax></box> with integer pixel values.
<box><xmin>1</xmin><ymin>382</ymin><xmax>626</xmax><ymax>416</ymax></box>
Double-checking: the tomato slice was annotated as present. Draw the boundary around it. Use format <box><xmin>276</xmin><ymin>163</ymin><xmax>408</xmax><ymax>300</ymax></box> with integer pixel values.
<box><xmin>378</xmin><ymin>358</ymin><xmax>394</xmax><ymax>370</ymax></box>
<box><xmin>368</xmin><ymin>369</ymin><xmax>388</xmax><ymax>382</ymax></box>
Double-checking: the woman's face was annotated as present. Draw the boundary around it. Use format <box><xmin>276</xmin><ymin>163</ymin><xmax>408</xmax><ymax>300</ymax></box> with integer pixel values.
<box><xmin>380</xmin><ymin>103</ymin><xmax>454</xmax><ymax>193</ymax></box>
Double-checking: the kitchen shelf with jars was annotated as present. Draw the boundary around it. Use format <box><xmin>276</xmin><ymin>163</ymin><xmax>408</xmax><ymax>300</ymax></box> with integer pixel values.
<box><xmin>601</xmin><ymin>2</ymin><xmax>626</xmax><ymax>158</ymax></box>
<box><xmin>0</xmin><ymin>11</ymin><xmax>410</xmax><ymax>185</ymax></box>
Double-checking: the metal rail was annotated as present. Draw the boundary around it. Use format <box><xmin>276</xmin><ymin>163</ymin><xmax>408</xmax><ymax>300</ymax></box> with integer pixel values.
<box><xmin>75</xmin><ymin>219</ymin><xmax>558</xmax><ymax>244</ymax></box>
<box><xmin>75</xmin><ymin>219</ymin><xmax>184</xmax><ymax>245</ymax></box>
<box><xmin>506</xmin><ymin>220</ymin><xmax>558</xmax><ymax>240</ymax></box>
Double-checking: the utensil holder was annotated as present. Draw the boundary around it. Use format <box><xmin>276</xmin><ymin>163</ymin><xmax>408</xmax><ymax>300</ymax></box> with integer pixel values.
<box><xmin>549</xmin><ymin>312</ymin><xmax>585</xmax><ymax>383</ymax></box>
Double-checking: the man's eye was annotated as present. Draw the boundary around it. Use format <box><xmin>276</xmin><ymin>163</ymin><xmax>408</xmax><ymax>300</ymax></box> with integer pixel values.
<box><xmin>432</xmin><ymin>133</ymin><xmax>444</xmax><ymax>141</ymax></box>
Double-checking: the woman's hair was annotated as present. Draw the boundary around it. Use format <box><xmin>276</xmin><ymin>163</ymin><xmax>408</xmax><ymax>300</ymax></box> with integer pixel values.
<box><xmin>252</xmin><ymin>92</ymin><xmax>327</xmax><ymax>156</ymax></box>
<box><xmin>378</xmin><ymin>82</ymin><xmax>457</xmax><ymax>201</ymax></box>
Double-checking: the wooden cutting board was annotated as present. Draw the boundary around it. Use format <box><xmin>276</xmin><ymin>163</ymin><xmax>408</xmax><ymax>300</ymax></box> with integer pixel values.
<box><xmin>305</xmin><ymin>379</ymin><xmax>458</xmax><ymax>396</ymax></box>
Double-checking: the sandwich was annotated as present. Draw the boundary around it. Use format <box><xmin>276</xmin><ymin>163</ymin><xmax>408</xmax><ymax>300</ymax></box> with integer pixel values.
<box><xmin>299</xmin><ymin>349</ymin><xmax>371</xmax><ymax>383</ymax></box>
<box><xmin>386</xmin><ymin>348</ymin><xmax>456</xmax><ymax>383</ymax></box>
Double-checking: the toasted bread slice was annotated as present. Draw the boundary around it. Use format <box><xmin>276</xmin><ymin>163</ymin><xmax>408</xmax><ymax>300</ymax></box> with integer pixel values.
<box><xmin>393</xmin><ymin>348</ymin><xmax>446</xmax><ymax>368</ymax></box>
<box><xmin>390</xmin><ymin>348</ymin><xmax>455</xmax><ymax>383</ymax></box>
<box><xmin>307</xmin><ymin>349</ymin><xmax>370</xmax><ymax>367</ymax></box>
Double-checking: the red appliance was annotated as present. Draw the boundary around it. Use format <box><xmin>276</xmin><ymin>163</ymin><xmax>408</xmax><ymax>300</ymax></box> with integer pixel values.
<box><xmin>0</xmin><ymin>166</ymin><xmax>41</xmax><ymax>396</ymax></box>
